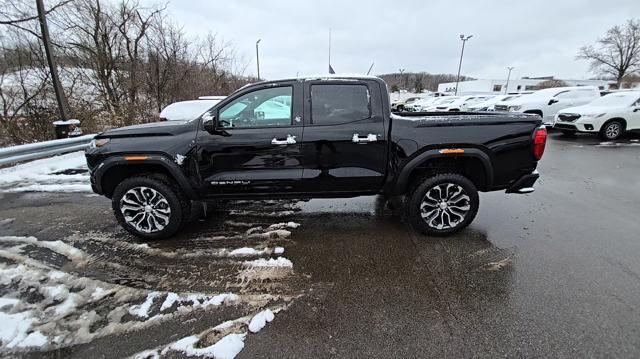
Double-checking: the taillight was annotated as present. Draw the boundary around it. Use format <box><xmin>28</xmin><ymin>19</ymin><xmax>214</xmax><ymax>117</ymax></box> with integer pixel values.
<box><xmin>533</xmin><ymin>126</ymin><xmax>547</xmax><ymax>160</ymax></box>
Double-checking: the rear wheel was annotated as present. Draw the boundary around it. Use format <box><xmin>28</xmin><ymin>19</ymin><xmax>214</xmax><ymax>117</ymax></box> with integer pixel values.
<box><xmin>406</xmin><ymin>173</ymin><xmax>479</xmax><ymax>236</ymax></box>
<box><xmin>112</xmin><ymin>175</ymin><xmax>189</xmax><ymax>240</ymax></box>
<box><xmin>600</xmin><ymin>120</ymin><xmax>624</xmax><ymax>140</ymax></box>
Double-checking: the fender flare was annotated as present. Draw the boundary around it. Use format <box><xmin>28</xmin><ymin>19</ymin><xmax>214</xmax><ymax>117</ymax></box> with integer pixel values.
<box><xmin>391</xmin><ymin>148</ymin><xmax>494</xmax><ymax>194</ymax></box>
<box><xmin>92</xmin><ymin>154</ymin><xmax>198</xmax><ymax>199</ymax></box>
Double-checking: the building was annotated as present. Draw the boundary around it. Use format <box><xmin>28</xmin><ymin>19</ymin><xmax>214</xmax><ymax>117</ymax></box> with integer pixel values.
<box><xmin>437</xmin><ymin>77</ymin><xmax>615</xmax><ymax>95</ymax></box>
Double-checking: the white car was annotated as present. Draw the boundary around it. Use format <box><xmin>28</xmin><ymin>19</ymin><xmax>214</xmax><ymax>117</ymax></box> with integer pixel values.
<box><xmin>422</xmin><ymin>97</ymin><xmax>459</xmax><ymax>111</ymax></box>
<box><xmin>405</xmin><ymin>97</ymin><xmax>440</xmax><ymax>112</ymax></box>
<box><xmin>553</xmin><ymin>90</ymin><xmax>640</xmax><ymax>140</ymax></box>
<box><xmin>494</xmin><ymin>86</ymin><xmax>601</xmax><ymax>126</ymax></box>
<box><xmin>468</xmin><ymin>95</ymin><xmax>520</xmax><ymax>111</ymax></box>
<box><xmin>160</xmin><ymin>99</ymin><xmax>223</xmax><ymax>121</ymax></box>
<box><xmin>428</xmin><ymin>95</ymin><xmax>492</xmax><ymax>112</ymax></box>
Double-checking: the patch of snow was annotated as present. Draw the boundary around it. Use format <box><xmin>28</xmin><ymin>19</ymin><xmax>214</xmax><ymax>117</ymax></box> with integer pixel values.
<box><xmin>244</xmin><ymin>257</ymin><xmax>293</xmax><ymax>268</ymax></box>
<box><xmin>4</xmin><ymin>184</ymin><xmax>92</xmax><ymax>192</ymax></box>
<box><xmin>129</xmin><ymin>292</ymin><xmax>161</xmax><ymax>318</ymax></box>
<box><xmin>274</xmin><ymin>247</ymin><xmax>285</xmax><ymax>255</ymax></box>
<box><xmin>174</xmin><ymin>154</ymin><xmax>186</xmax><ymax>165</ymax></box>
<box><xmin>0</xmin><ymin>151</ymin><xmax>90</xmax><ymax>193</ymax></box>
<box><xmin>267</xmin><ymin>222</ymin><xmax>300</xmax><ymax>229</ymax></box>
<box><xmin>228</xmin><ymin>247</ymin><xmax>266</xmax><ymax>257</ymax></box>
<box><xmin>160</xmin><ymin>292</ymin><xmax>179</xmax><ymax>311</ymax></box>
<box><xmin>248</xmin><ymin>309</ymin><xmax>275</xmax><ymax>333</ymax></box>
<box><xmin>168</xmin><ymin>333</ymin><xmax>246</xmax><ymax>359</ymax></box>
<box><xmin>0</xmin><ymin>236</ymin><xmax>85</xmax><ymax>262</ymax></box>
<box><xmin>0</xmin><ymin>309</ymin><xmax>46</xmax><ymax>348</ymax></box>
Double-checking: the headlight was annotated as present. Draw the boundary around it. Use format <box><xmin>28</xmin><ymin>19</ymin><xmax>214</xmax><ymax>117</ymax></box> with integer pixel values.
<box><xmin>90</xmin><ymin>138</ymin><xmax>110</xmax><ymax>148</ymax></box>
<box><xmin>508</xmin><ymin>105</ymin><xmax>522</xmax><ymax>112</ymax></box>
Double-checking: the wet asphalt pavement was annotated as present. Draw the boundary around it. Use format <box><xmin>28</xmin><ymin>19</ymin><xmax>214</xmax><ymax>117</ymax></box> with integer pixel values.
<box><xmin>2</xmin><ymin>132</ymin><xmax>640</xmax><ymax>358</ymax></box>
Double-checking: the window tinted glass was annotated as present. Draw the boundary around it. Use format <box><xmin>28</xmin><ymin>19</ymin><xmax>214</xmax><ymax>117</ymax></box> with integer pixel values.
<box><xmin>219</xmin><ymin>87</ymin><xmax>292</xmax><ymax>128</ymax></box>
<box><xmin>311</xmin><ymin>84</ymin><xmax>370</xmax><ymax>125</ymax></box>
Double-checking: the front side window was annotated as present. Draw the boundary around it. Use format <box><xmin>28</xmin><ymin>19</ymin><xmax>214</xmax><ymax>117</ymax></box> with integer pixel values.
<box><xmin>311</xmin><ymin>84</ymin><xmax>371</xmax><ymax>125</ymax></box>
<box><xmin>218</xmin><ymin>86</ymin><xmax>292</xmax><ymax>128</ymax></box>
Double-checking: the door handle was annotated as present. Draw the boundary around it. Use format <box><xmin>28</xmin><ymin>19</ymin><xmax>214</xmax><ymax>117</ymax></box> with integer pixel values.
<box><xmin>271</xmin><ymin>134</ymin><xmax>297</xmax><ymax>145</ymax></box>
<box><xmin>352</xmin><ymin>134</ymin><xmax>378</xmax><ymax>143</ymax></box>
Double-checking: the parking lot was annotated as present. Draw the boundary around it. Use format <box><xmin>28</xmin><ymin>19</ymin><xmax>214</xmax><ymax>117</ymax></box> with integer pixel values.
<box><xmin>1</xmin><ymin>131</ymin><xmax>640</xmax><ymax>358</ymax></box>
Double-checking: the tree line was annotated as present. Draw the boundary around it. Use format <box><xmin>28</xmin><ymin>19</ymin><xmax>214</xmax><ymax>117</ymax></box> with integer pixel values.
<box><xmin>0</xmin><ymin>0</ymin><xmax>252</xmax><ymax>145</ymax></box>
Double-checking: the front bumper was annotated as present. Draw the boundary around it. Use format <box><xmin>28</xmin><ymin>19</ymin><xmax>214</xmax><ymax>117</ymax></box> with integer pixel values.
<box><xmin>554</xmin><ymin>122</ymin><xmax>599</xmax><ymax>133</ymax></box>
<box><xmin>506</xmin><ymin>170</ymin><xmax>539</xmax><ymax>194</ymax></box>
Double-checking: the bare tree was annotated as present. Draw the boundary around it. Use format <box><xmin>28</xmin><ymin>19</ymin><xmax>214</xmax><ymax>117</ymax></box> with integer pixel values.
<box><xmin>578</xmin><ymin>19</ymin><xmax>640</xmax><ymax>88</ymax></box>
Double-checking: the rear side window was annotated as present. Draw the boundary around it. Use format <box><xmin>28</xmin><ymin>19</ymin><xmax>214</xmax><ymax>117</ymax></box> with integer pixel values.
<box><xmin>311</xmin><ymin>84</ymin><xmax>371</xmax><ymax>125</ymax></box>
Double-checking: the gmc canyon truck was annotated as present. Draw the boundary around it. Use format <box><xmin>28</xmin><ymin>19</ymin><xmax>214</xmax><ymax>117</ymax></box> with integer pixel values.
<box><xmin>85</xmin><ymin>76</ymin><xmax>547</xmax><ymax>240</ymax></box>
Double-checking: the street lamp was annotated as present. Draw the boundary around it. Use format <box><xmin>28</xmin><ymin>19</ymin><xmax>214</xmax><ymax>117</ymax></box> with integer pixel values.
<box><xmin>454</xmin><ymin>34</ymin><xmax>473</xmax><ymax>95</ymax></box>
<box><xmin>399</xmin><ymin>68</ymin><xmax>405</xmax><ymax>90</ymax></box>
<box><xmin>255</xmin><ymin>39</ymin><xmax>261</xmax><ymax>81</ymax></box>
<box><xmin>505</xmin><ymin>67</ymin><xmax>515</xmax><ymax>94</ymax></box>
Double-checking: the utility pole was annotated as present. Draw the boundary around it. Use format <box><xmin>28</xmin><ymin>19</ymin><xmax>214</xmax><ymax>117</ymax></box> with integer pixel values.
<box><xmin>505</xmin><ymin>66</ymin><xmax>515</xmax><ymax>94</ymax></box>
<box><xmin>454</xmin><ymin>34</ymin><xmax>473</xmax><ymax>96</ymax></box>
<box><xmin>36</xmin><ymin>0</ymin><xmax>70</xmax><ymax>120</ymax></box>
<box><xmin>255</xmin><ymin>39</ymin><xmax>261</xmax><ymax>81</ymax></box>
<box><xmin>398</xmin><ymin>68</ymin><xmax>405</xmax><ymax>90</ymax></box>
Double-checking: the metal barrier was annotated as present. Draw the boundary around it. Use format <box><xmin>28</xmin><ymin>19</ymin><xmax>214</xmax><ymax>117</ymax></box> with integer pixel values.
<box><xmin>0</xmin><ymin>134</ymin><xmax>95</xmax><ymax>166</ymax></box>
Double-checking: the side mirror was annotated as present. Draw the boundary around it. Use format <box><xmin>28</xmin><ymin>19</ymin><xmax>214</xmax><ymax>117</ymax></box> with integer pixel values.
<box><xmin>201</xmin><ymin>112</ymin><xmax>218</xmax><ymax>134</ymax></box>
<box><xmin>548</xmin><ymin>98</ymin><xmax>559</xmax><ymax>106</ymax></box>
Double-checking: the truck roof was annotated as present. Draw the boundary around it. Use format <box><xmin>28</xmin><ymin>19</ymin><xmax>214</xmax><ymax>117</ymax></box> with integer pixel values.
<box><xmin>234</xmin><ymin>75</ymin><xmax>386</xmax><ymax>95</ymax></box>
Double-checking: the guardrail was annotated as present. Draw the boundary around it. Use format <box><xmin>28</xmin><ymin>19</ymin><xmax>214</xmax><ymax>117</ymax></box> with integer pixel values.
<box><xmin>0</xmin><ymin>134</ymin><xmax>95</xmax><ymax>166</ymax></box>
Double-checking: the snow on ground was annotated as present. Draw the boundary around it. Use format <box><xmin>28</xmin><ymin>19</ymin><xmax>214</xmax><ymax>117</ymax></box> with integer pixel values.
<box><xmin>131</xmin><ymin>308</ymin><xmax>282</xmax><ymax>359</ymax></box>
<box><xmin>0</xmin><ymin>151</ymin><xmax>91</xmax><ymax>193</ymax></box>
<box><xmin>0</xmin><ymin>234</ymin><xmax>290</xmax><ymax>353</ymax></box>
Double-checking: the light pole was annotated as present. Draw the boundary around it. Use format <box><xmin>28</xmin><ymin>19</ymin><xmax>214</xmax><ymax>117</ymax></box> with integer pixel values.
<box><xmin>398</xmin><ymin>68</ymin><xmax>405</xmax><ymax>90</ymax></box>
<box><xmin>454</xmin><ymin>34</ymin><xmax>473</xmax><ymax>95</ymax></box>
<box><xmin>255</xmin><ymin>39</ymin><xmax>261</xmax><ymax>81</ymax></box>
<box><xmin>505</xmin><ymin>66</ymin><xmax>515</xmax><ymax>94</ymax></box>
<box><xmin>36</xmin><ymin>0</ymin><xmax>70</xmax><ymax>121</ymax></box>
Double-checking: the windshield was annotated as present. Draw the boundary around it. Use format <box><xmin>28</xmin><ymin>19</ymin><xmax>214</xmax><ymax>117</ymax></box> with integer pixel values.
<box><xmin>160</xmin><ymin>100</ymin><xmax>222</xmax><ymax>121</ymax></box>
<box><xmin>588</xmin><ymin>92</ymin><xmax>640</xmax><ymax>107</ymax></box>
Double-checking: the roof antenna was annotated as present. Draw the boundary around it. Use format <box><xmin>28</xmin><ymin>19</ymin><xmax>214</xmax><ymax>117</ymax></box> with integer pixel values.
<box><xmin>366</xmin><ymin>62</ymin><xmax>375</xmax><ymax>75</ymax></box>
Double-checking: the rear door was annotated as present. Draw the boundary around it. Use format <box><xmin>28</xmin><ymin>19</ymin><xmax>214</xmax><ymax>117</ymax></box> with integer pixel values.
<box><xmin>300</xmin><ymin>80</ymin><xmax>388</xmax><ymax>193</ymax></box>
<box><xmin>195</xmin><ymin>81</ymin><xmax>304</xmax><ymax>196</ymax></box>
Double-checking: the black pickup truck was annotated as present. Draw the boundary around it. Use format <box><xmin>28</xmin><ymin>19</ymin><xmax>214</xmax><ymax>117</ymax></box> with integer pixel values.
<box><xmin>85</xmin><ymin>76</ymin><xmax>547</xmax><ymax>239</ymax></box>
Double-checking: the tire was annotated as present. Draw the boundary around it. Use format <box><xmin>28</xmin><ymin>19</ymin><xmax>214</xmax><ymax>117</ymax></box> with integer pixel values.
<box><xmin>600</xmin><ymin>120</ymin><xmax>624</xmax><ymax>140</ymax></box>
<box><xmin>561</xmin><ymin>130</ymin><xmax>576</xmax><ymax>136</ymax></box>
<box><xmin>111</xmin><ymin>174</ymin><xmax>190</xmax><ymax>240</ymax></box>
<box><xmin>406</xmin><ymin>173</ymin><xmax>479</xmax><ymax>236</ymax></box>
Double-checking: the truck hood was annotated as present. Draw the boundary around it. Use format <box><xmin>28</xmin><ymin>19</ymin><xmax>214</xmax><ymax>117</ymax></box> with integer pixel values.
<box><xmin>95</xmin><ymin>120</ymin><xmax>192</xmax><ymax>138</ymax></box>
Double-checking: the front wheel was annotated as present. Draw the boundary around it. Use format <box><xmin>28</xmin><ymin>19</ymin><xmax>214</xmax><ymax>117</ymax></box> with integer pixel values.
<box><xmin>406</xmin><ymin>173</ymin><xmax>479</xmax><ymax>236</ymax></box>
<box><xmin>600</xmin><ymin>120</ymin><xmax>624</xmax><ymax>140</ymax></box>
<box><xmin>112</xmin><ymin>175</ymin><xmax>189</xmax><ymax>240</ymax></box>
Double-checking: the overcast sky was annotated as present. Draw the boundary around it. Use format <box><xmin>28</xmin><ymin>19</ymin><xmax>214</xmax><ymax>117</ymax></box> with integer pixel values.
<box><xmin>163</xmin><ymin>0</ymin><xmax>639</xmax><ymax>81</ymax></box>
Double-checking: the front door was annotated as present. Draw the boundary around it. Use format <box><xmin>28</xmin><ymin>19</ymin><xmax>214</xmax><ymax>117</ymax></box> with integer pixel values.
<box><xmin>195</xmin><ymin>82</ymin><xmax>304</xmax><ymax>196</ymax></box>
<box><xmin>300</xmin><ymin>80</ymin><xmax>388</xmax><ymax>193</ymax></box>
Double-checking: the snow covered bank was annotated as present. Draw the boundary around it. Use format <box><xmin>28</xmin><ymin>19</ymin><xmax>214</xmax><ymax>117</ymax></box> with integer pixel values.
<box><xmin>0</xmin><ymin>151</ymin><xmax>91</xmax><ymax>193</ymax></box>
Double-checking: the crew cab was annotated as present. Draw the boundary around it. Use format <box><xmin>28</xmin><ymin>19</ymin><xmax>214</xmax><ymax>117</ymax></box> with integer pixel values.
<box><xmin>554</xmin><ymin>90</ymin><xmax>640</xmax><ymax>140</ymax></box>
<box><xmin>85</xmin><ymin>76</ymin><xmax>547</xmax><ymax>240</ymax></box>
<box><xmin>494</xmin><ymin>86</ymin><xmax>600</xmax><ymax>127</ymax></box>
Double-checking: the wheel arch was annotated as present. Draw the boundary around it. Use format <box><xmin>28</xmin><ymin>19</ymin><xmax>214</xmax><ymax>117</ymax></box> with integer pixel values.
<box><xmin>602</xmin><ymin>117</ymin><xmax>627</xmax><ymax>130</ymax></box>
<box><xmin>94</xmin><ymin>155</ymin><xmax>198</xmax><ymax>199</ymax></box>
<box><xmin>391</xmin><ymin>148</ymin><xmax>494</xmax><ymax>195</ymax></box>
